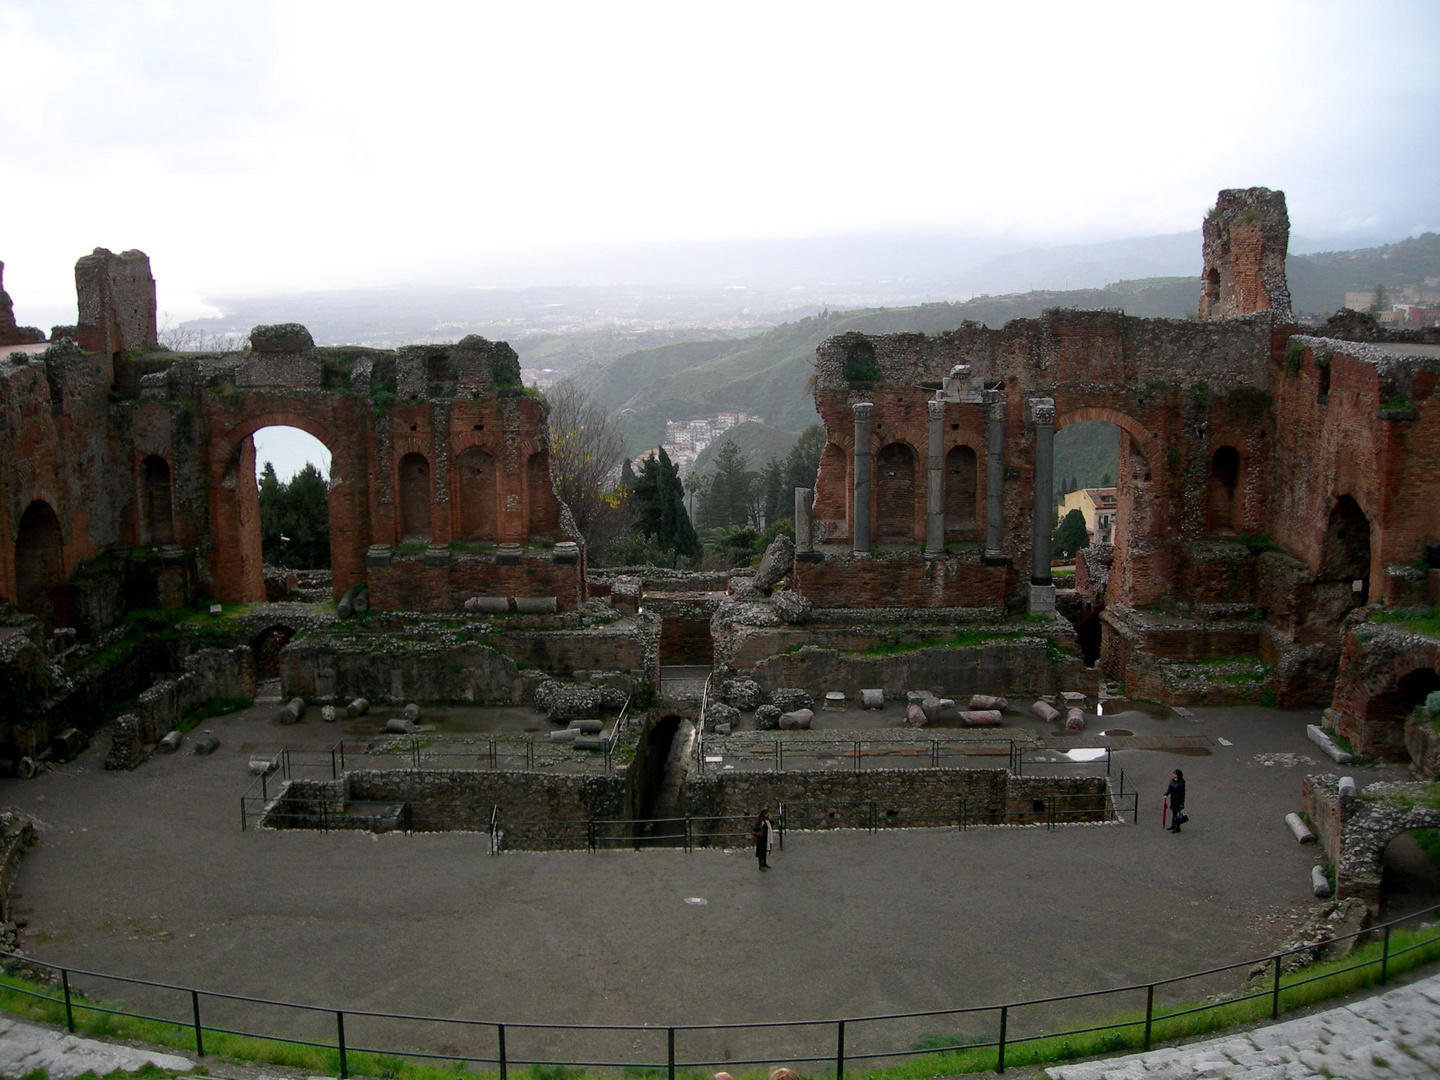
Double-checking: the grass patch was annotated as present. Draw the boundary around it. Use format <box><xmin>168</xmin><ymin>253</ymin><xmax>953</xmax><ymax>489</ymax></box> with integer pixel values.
<box><xmin>2</xmin><ymin>921</ymin><xmax>1438</xmax><ymax>1080</ymax></box>
<box><xmin>1371</xmin><ymin>606</ymin><xmax>1440</xmax><ymax>640</ymax></box>
<box><xmin>177</xmin><ymin>697</ymin><xmax>253</xmax><ymax>733</ymax></box>
<box><xmin>1360</xmin><ymin>783</ymin><xmax>1440</xmax><ymax>811</ymax></box>
<box><xmin>860</xmin><ymin>631</ymin><xmax>1024</xmax><ymax>657</ymax></box>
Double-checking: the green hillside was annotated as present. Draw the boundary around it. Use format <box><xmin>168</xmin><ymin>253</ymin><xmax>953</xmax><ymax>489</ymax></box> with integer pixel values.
<box><xmin>1054</xmin><ymin>421</ymin><xmax>1120</xmax><ymax>501</ymax></box>
<box><xmin>691</xmin><ymin>421</ymin><xmax>799</xmax><ymax>474</ymax></box>
<box><xmin>1287</xmin><ymin>233</ymin><xmax>1440</xmax><ymax>315</ymax></box>
<box><xmin>587</xmin><ymin>277</ymin><xmax>1206</xmax><ymax>455</ymax></box>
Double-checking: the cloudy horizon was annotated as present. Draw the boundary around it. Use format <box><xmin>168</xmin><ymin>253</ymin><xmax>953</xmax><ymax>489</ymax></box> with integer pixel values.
<box><xmin>3</xmin><ymin>0</ymin><xmax>1438</xmax><ymax>328</ymax></box>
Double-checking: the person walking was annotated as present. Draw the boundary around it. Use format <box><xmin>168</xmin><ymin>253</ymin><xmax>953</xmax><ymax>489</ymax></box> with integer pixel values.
<box><xmin>1166</xmin><ymin>769</ymin><xmax>1187</xmax><ymax>832</ymax></box>
<box><xmin>752</xmin><ymin>808</ymin><xmax>773</xmax><ymax>870</ymax></box>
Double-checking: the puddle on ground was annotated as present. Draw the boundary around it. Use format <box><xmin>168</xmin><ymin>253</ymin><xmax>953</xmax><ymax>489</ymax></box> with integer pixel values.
<box><xmin>1059</xmin><ymin>748</ymin><xmax>1108</xmax><ymax>762</ymax></box>
<box><xmin>1101</xmin><ymin>729</ymin><xmax>1134</xmax><ymax>737</ymax></box>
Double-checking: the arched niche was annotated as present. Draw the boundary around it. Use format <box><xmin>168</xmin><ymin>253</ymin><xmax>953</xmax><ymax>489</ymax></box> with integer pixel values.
<box><xmin>399</xmin><ymin>453</ymin><xmax>433</xmax><ymax>542</ymax></box>
<box><xmin>875</xmin><ymin>442</ymin><xmax>917</xmax><ymax>541</ymax></box>
<box><xmin>1207</xmin><ymin>446</ymin><xmax>1240</xmax><ymax>536</ymax></box>
<box><xmin>945</xmin><ymin>444</ymin><xmax>978</xmax><ymax>530</ymax></box>
<box><xmin>456</xmin><ymin>447</ymin><xmax>498</xmax><ymax>542</ymax></box>
<box><xmin>16</xmin><ymin>500</ymin><xmax>65</xmax><ymax>629</ymax></box>
<box><xmin>142</xmin><ymin>455</ymin><xmax>175</xmax><ymax>544</ymax></box>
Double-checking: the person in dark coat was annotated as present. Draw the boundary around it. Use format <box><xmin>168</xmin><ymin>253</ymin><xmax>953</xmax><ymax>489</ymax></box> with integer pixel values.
<box><xmin>1166</xmin><ymin>769</ymin><xmax>1187</xmax><ymax>832</ymax></box>
<box><xmin>752</xmin><ymin>808</ymin><xmax>773</xmax><ymax>870</ymax></box>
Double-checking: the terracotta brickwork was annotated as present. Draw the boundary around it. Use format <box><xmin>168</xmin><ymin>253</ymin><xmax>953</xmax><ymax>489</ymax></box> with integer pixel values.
<box><xmin>0</xmin><ymin>250</ymin><xmax>579</xmax><ymax>631</ymax></box>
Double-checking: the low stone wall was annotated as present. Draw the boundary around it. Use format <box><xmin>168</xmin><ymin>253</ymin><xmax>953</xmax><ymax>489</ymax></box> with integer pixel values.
<box><xmin>793</xmin><ymin>548</ymin><xmax>1015</xmax><ymax>609</ymax></box>
<box><xmin>744</xmin><ymin>636</ymin><xmax>1089</xmax><ymax>701</ymax></box>
<box><xmin>105</xmin><ymin>646</ymin><xmax>255</xmax><ymax>770</ymax></box>
<box><xmin>0</xmin><ymin>812</ymin><xmax>35</xmax><ymax>924</ymax></box>
<box><xmin>262</xmin><ymin>765</ymin><xmax>1110</xmax><ymax>845</ymax></box>
<box><xmin>367</xmin><ymin>550</ymin><xmax>583</xmax><ymax>611</ymax></box>
<box><xmin>685</xmin><ymin>769</ymin><xmax>1112</xmax><ymax>839</ymax></box>
<box><xmin>280</xmin><ymin>616</ymin><xmax>657</xmax><ymax>703</ymax></box>
<box><xmin>264</xmin><ymin>769</ymin><xmax>628</xmax><ymax>833</ymax></box>
<box><xmin>1301</xmin><ymin>774</ymin><xmax>1344</xmax><ymax>877</ymax></box>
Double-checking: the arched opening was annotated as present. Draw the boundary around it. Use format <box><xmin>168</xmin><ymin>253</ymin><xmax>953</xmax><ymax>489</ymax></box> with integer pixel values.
<box><xmin>818</xmin><ymin>442</ymin><xmax>848</xmax><ymax>538</ymax></box>
<box><xmin>1205</xmin><ymin>267</ymin><xmax>1221</xmax><ymax>309</ymax></box>
<box><xmin>1379</xmin><ymin>827</ymin><xmax>1440</xmax><ymax>926</ymax></box>
<box><xmin>250</xmin><ymin>625</ymin><xmax>296</xmax><ymax>683</ymax></box>
<box><xmin>1319</xmin><ymin>495</ymin><xmax>1370</xmax><ymax>603</ymax></box>
<box><xmin>15</xmin><ymin>500</ymin><xmax>65</xmax><ymax>629</ymax></box>
<box><xmin>142</xmin><ymin>456</ymin><xmax>175</xmax><ymax>544</ymax></box>
<box><xmin>526</xmin><ymin>452</ymin><xmax>559</xmax><ymax>539</ymax></box>
<box><xmin>1207</xmin><ymin>446</ymin><xmax>1240</xmax><ymax>536</ymax></box>
<box><xmin>398</xmin><ymin>453</ymin><xmax>432</xmax><ymax>542</ymax></box>
<box><xmin>875</xmin><ymin>442</ymin><xmax>916</xmax><ymax>541</ymax></box>
<box><xmin>1053</xmin><ymin>419</ymin><xmax>1121</xmax><ymax>551</ymax></box>
<box><xmin>944</xmin><ymin>445</ymin><xmax>978</xmax><ymax>531</ymax></box>
<box><xmin>456</xmin><ymin>447</ymin><xmax>498</xmax><ymax>542</ymax></box>
<box><xmin>255</xmin><ymin>427</ymin><xmax>333</xmax><ymax>570</ymax></box>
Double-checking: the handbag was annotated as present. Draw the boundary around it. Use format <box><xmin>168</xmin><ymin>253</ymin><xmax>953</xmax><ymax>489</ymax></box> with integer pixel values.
<box><xmin>1173</xmin><ymin>811</ymin><xmax>1189</xmax><ymax>825</ymax></box>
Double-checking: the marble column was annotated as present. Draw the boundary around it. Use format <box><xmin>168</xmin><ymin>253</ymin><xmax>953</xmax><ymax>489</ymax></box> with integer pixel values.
<box><xmin>852</xmin><ymin>402</ymin><xmax>873</xmax><ymax>555</ymax></box>
<box><xmin>794</xmin><ymin>487</ymin><xmax>814</xmax><ymax>552</ymax></box>
<box><xmin>1029</xmin><ymin>397</ymin><xmax>1056</xmax><ymax>615</ymax></box>
<box><xmin>984</xmin><ymin>389</ymin><xmax>1006</xmax><ymax>561</ymax></box>
<box><xmin>925</xmin><ymin>398</ymin><xmax>945</xmax><ymax>557</ymax></box>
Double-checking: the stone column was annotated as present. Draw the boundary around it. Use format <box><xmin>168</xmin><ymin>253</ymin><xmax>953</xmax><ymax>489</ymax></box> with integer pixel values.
<box><xmin>925</xmin><ymin>398</ymin><xmax>945</xmax><ymax>557</ymax></box>
<box><xmin>852</xmin><ymin>402</ymin><xmax>873</xmax><ymax>555</ymax></box>
<box><xmin>794</xmin><ymin>487</ymin><xmax>814</xmax><ymax>552</ymax></box>
<box><xmin>984</xmin><ymin>390</ymin><xmax>1006</xmax><ymax>561</ymax></box>
<box><xmin>1029</xmin><ymin>397</ymin><xmax>1056</xmax><ymax>615</ymax></box>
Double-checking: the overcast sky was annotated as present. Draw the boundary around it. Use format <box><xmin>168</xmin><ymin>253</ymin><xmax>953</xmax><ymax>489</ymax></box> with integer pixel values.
<box><xmin>3</xmin><ymin>0</ymin><xmax>1438</xmax><ymax>328</ymax></box>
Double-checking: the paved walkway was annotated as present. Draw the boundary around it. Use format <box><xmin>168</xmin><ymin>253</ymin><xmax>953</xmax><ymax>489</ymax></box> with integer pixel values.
<box><xmin>1047</xmin><ymin>971</ymin><xmax>1440</xmax><ymax>1079</ymax></box>
<box><xmin>0</xmin><ymin>1016</ymin><xmax>193</xmax><ymax>1079</ymax></box>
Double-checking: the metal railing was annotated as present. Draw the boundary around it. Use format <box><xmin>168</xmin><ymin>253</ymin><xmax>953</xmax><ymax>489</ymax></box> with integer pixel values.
<box><xmin>6</xmin><ymin>902</ymin><xmax>1436</xmax><ymax>1078</ymax></box>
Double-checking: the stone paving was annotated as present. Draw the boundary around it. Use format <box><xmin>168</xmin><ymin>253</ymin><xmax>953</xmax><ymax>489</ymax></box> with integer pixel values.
<box><xmin>1047</xmin><ymin>971</ymin><xmax>1440</xmax><ymax>1079</ymax></box>
<box><xmin>0</xmin><ymin>1016</ymin><xmax>193</xmax><ymax>1079</ymax></box>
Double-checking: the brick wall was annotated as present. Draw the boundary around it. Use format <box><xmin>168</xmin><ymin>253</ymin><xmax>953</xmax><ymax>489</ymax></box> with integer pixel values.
<box><xmin>794</xmin><ymin>549</ymin><xmax>1013</xmax><ymax>608</ymax></box>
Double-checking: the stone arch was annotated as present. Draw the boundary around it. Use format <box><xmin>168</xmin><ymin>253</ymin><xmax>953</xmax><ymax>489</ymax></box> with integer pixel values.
<box><xmin>141</xmin><ymin>454</ymin><xmax>175</xmax><ymax>544</ymax></box>
<box><xmin>1055</xmin><ymin>407</ymin><xmax>1163</xmax><ymax>609</ymax></box>
<box><xmin>944</xmin><ymin>444</ymin><xmax>978</xmax><ymax>531</ymax></box>
<box><xmin>1336</xmin><ymin>784</ymin><xmax>1440</xmax><ymax>908</ymax></box>
<box><xmin>455</xmin><ymin>446</ymin><xmax>498</xmax><ymax>542</ymax></box>
<box><xmin>398</xmin><ymin>452</ymin><xmax>433</xmax><ymax>542</ymax></box>
<box><xmin>208</xmin><ymin>410</ymin><xmax>356</xmax><ymax>603</ymax></box>
<box><xmin>875</xmin><ymin>441</ymin><xmax>918</xmax><ymax>541</ymax></box>
<box><xmin>1207</xmin><ymin>445</ymin><xmax>1240</xmax><ymax>536</ymax></box>
<box><xmin>15</xmin><ymin>500</ymin><xmax>65</xmax><ymax>629</ymax></box>
<box><xmin>250</xmin><ymin>624</ymin><xmax>296</xmax><ymax>682</ymax></box>
<box><xmin>1054</xmin><ymin>407</ymin><xmax>1162</xmax><ymax>471</ymax></box>
<box><xmin>1319</xmin><ymin>494</ymin><xmax>1371</xmax><ymax>585</ymax></box>
<box><xmin>1362</xmin><ymin>666</ymin><xmax>1440</xmax><ymax>747</ymax></box>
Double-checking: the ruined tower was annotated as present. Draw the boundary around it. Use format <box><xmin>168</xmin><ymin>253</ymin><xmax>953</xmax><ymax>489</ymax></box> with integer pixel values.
<box><xmin>69</xmin><ymin>248</ymin><xmax>158</xmax><ymax>357</ymax></box>
<box><xmin>1199</xmin><ymin>187</ymin><xmax>1291</xmax><ymax>319</ymax></box>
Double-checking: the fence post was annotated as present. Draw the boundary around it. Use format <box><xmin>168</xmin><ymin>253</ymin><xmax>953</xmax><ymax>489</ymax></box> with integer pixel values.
<box><xmin>336</xmin><ymin>1010</ymin><xmax>348</xmax><ymax>1079</ymax></box>
<box><xmin>779</xmin><ymin>742</ymin><xmax>785</xmax><ymax>772</ymax></box>
<box><xmin>685</xmin><ymin>815</ymin><xmax>692</xmax><ymax>853</ymax></box>
<box><xmin>340</xmin><ymin>741</ymin><xmax>346</xmax><ymax>772</ymax></box>
<box><xmin>1119</xmin><ymin>768</ymin><xmax>1125</xmax><ymax>797</ymax></box>
<box><xmin>497</xmin><ymin>1023</ymin><xmax>507</xmax><ymax>1080</ymax></box>
<box><xmin>240</xmin><ymin>797</ymin><xmax>247</xmax><ymax>832</ymax></box>
<box><xmin>331</xmin><ymin>745</ymin><xmax>337</xmax><ymax>780</ymax></box>
<box><xmin>667</xmin><ymin>1027</ymin><xmax>675</xmax><ymax>1080</ymax></box>
<box><xmin>1143</xmin><ymin>983</ymin><xmax>1153</xmax><ymax>1050</ymax></box>
<box><xmin>61</xmin><ymin>969</ymin><xmax>74</xmax><ymax>1032</ymax></box>
<box><xmin>1381</xmin><ymin>923</ymin><xmax>1391</xmax><ymax>985</ymax></box>
<box><xmin>779</xmin><ymin>803</ymin><xmax>785</xmax><ymax>850</ymax></box>
<box><xmin>835</xmin><ymin>1018</ymin><xmax>845</xmax><ymax>1080</ymax></box>
<box><xmin>996</xmin><ymin>1004</ymin><xmax>1007</xmax><ymax>1073</ymax></box>
<box><xmin>191</xmin><ymin>989</ymin><xmax>204</xmax><ymax>1056</ymax></box>
<box><xmin>1271</xmin><ymin>955</ymin><xmax>1282</xmax><ymax>1018</ymax></box>
<box><xmin>588</xmin><ymin>818</ymin><xmax>596</xmax><ymax>854</ymax></box>
<box><xmin>261</xmin><ymin>770</ymin><xmax>268</xmax><ymax>802</ymax></box>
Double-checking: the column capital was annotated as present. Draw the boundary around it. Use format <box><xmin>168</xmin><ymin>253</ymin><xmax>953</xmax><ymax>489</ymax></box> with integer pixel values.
<box><xmin>926</xmin><ymin>398</ymin><xmax>946</xmax><ymax>421</ymax></box>
<box><xmin>1028</xmin><ymin>397</ymin><xmax>1055</xmax><ymax>426</ymax></box>
<box><xmin>852</xmin><ymin>401</ymin><xmax>874</xmax><ymax>422</ymax></box>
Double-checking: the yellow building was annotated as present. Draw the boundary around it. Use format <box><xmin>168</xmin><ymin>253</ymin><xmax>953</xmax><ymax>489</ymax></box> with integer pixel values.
<box><xmin>1058</xmin><ymin>487</ymin><xmax>1118</xmax><ymax>545</ymax></box>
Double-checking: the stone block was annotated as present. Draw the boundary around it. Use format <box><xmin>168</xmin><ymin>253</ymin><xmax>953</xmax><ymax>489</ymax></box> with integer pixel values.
<box><xmin>1032</xmin><ymin>700</ymin><xmax>1061</xmax><ymax>723</ymax></box>
<box><xmin>969</xmin><ymin>695</ymin><xmax>1007</xmax><ymax>711</ymax></box>
<box><xmin>960</xmin><ymin>709</ymin><xmax>1002</xmax><ymax>726</ymax></box>
<box><xmin>515</xmin><ymin>596</ymin><xmax>558</xmax><ymax>614</ymax></box>
<box><xmin>771</xmin><ymin>688</ymin><xmax>813</xmax><ymax>712</ymax></box>
<box><xmin>754</xmin><ymin>705</ymin><xmax>782</xmax><ymax>731</ymax></box>
<box><xmin>858</xmin><ymin>688</ymin><xmax>885</xmax><ymax>709</ymax></box>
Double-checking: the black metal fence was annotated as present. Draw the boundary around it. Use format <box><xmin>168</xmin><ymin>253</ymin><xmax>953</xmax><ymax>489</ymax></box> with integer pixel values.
<box><xmin>5</xmin><ymin>901</ymin><xmax>1437</xmax><ymax>1078</ymax></box>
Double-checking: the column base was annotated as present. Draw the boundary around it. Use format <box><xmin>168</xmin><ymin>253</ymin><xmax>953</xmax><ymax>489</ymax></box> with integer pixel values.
<box><xmin>982</xmin><ymin>551</ymin><xmax>1011</xmax><ymax>566</ymax></box>
<box><xmin>795</xmin><ymin>550</ymin><xmax>825</xmax><ymax>563</ymax></box>
<box><xmin>1028</xmin><ymin>584</ymin><xmax>1056</xmax><ymax>616</ymax></box>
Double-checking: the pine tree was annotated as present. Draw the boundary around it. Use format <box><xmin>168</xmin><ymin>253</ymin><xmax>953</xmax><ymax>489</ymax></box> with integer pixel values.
<box><xmin>702</xmin><ymin>439</ymin><xmax>756</xmax><ymax>529</ymax></box>
<box><xmin>631</xmin><ymin>448</ymin><xmax>699</xmax><ymax>561</ymax></box>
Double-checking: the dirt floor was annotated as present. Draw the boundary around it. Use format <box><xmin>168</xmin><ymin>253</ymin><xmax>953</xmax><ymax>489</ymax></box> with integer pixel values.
<box><xmin>0</xmin><ymin>700</ymin><xmax>1423</xmax><ymax>1072</ymax></box>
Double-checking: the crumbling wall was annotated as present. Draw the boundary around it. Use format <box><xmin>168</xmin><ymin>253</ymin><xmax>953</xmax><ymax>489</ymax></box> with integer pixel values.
<box><xmin>0</xmin><ymin>263</ymin><xmax>44</xmax><ymax>346</ymax></box>
<box><xmin>71</xmin><ymin>248</ymin><xmax>157</xmax><ymax>357</ymax></box>
<box><xmin>1199</xmin><ymin>187</ymin><xmax>1291</xmax><ymax>318</ymax></box>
